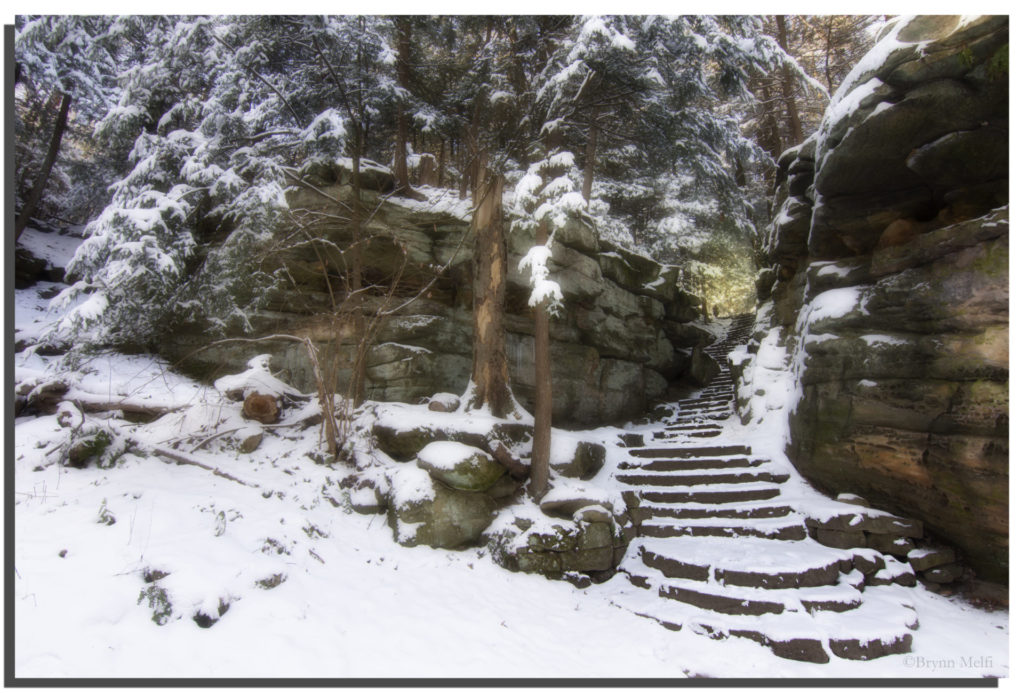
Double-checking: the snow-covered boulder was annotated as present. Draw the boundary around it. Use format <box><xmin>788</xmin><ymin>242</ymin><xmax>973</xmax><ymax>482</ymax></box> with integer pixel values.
<box><xmin>549</xmin><ymin>433</ymin><xmax>605</xmax><ymax>480</ymax></box>
<box><xmin>214</xmin><ymin>355</ymin><xmax>302</xmax><ymax>402</ymax></box>
<box><xmin>416</xmin><ymin>441</ymin><xmax>506</xmax><ymax>493</ymax></box>
<box><xmin>386</xmin><ymin>464</ymin><xmax>497</xmax><ymax>549</ymax></box>
<box><xmin>539</xmin><ymin>479</ymin><xmax>614</xmax><ymax>519</ymax></box>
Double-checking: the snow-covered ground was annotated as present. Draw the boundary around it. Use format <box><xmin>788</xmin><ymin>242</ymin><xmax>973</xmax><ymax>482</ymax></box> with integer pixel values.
<box><xmin>10</xmin><ymin>233</ymin><xmax>1010</xmax><ymax>681</ymax></box>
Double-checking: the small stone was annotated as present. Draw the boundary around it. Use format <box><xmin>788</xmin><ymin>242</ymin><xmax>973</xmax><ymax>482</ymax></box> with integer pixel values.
<box><xmin>427</xmin><ymin>393</ymin><xmax>460</xmax><ymax>413</ymax></box>
<box><xmin>238</xmin><ymin>431</ymin><xmax>263</xmax><ymax>454</ymax></box>
<box><xmin>58</xmin><ymin>549</ymin><xmax>67</xmax><ymax>558</ymax></box>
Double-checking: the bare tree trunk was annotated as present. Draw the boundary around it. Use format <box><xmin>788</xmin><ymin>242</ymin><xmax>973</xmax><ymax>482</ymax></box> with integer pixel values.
<box><xmin>758</xmin><ymin>81</ymin><xmax>783</xmax><ymax>162</ymax></box>
<box><xmin>437</xmin><ymin>138</ymin><xmax>446</xmax><ymax>188</ymax></box>
<box><xmin>581</xmin><ymin>117</ymin><xmax>598</xmax><ymax>204</ymax></box>
<box><xmin>529</xmin><ymin>217</ymin><xmax>552</xmax><ymax>501</ymax></box>
<box><xmin>775</xmin><ymin>15</ymin><xmax>804</xmax><ymax>146</ymax></box>
<box><xmin>466</xmin><ymin>166</ymin><xmax>515</xmax><ymax>417</ymax></box>
<box><xmin>15</xmin><ymin>91</ymin><xmax>71</xmax><ymax>241</ymax></box>
<box><xmin>349</xmin><ymin>128</ymin><xmax>367</xmax><ymax>406</ymax></box>
<box><xmin>392</xmin><ymin>17</ymin><xmax>412</xmax><ymax>195</ymax></box>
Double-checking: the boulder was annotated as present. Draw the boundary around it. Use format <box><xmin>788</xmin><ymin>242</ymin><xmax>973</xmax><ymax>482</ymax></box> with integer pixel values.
<box><xmin>415</xmin><ymin>441</ymin><xmax>506</xmax><ymax>492</ymax></box>
<box><xmin>688</xmin><ymin>346</ymin><xmax>721</xmax><ymax>387</ymax></box>
<box><xmin>387</xmin><ymin>467</ymin><xmax>496</xmax><ymax>549</ymax></box>
<box><xmin>550</xmin><ymin>437</ymin><xmax>606</xmax><ymax>480</ymax></box>
<box><xmin>539</xmin><ymin>480</ymin><xmax>614</xmax><ymax>519</ymax></box>
<box><xmin>427</xmin><ymin>393</ymin><xmax>461</xmax><ymax>413</ymax></box>
<box><xmin>907</xmin><ymin>546</ymin><xmax>957</xmax><ymax>573</ymax></box>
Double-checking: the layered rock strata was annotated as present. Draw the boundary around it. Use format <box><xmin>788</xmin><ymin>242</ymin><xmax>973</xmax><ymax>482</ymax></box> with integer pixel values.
<box><xmin>162</xmin><ymin>169</ymin><xmax>709</xmax><ymax>427</ymax></box>
<box><xmin>748</xmin><ymin>15</ymin><xmax>1008</xmax><ymax>582</ymax></box>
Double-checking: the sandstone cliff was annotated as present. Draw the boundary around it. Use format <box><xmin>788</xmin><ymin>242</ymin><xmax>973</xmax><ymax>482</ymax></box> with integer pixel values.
<box><xmin>744</xmin><ymin>16</ymin><xmax>1008</xmax><ymax>583</ymax></box>
<box><xmin>162</xmin><ymin>166</ymin><xmax>711</xmax><ymax>427</ymax></box>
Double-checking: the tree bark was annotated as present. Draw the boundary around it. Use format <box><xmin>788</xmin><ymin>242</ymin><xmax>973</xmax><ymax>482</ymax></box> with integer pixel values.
<box><xmin>774</xmin><ymin>15</ymin><xmax>804</xmax><ymax>146</ymax></box>
<box><xmin>581</xmin><ymin>117</ymin><xmax>598</xmax><ymax>204</ymax></box>
<box><xmin>15</xmin><ymin>91</ymin><xmax>71</xmax><ymax>241</ymax></box>
<box><xmin>392</xmin><ymin>17</ymin><xmax>412</xmax><ymax>195</ymax></box>
<box><xmin>466</xmin><ymin>167</ymin><xmax>515</xmax><ymax>417</ymax></box>
<box><xmin>437</xmin><ymin>138</ymin><xmax>446</xmax><ymax>188</ymax></box>
<box><xmin>757</xmin><ymin>81</ymin><xmax>783</xmax><ymax>162</ymax></box>
<box><xmin>529</xmin><ymin>217</ymin><xmax>552</xmax><ymax>501</ymax></box>
<box><xmin>349</xmin><ymin>128</ymin><xmax>367</xmax><ymax>407</ymax></box>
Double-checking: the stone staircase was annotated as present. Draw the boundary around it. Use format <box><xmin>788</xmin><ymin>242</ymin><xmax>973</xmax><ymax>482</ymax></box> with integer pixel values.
<box><xmin>606</xmin><ymin>315</ymin><xmax>920</xmax><ymax>664</ymax></box>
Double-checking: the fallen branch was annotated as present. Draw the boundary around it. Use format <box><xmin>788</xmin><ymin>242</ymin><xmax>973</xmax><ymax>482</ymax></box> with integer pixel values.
<box><xmin>71</xmin><ymin>398</ymin><xmax>181</xmax><ymax>419</ymax></box>
<box><xmin>149</xmin><ymin>444</ymin><xmax>260</xmax><ymax>489</ymax></box>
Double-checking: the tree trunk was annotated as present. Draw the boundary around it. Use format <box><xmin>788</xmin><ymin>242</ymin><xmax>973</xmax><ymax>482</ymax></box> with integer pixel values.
<box><xmin>758</xmin><ymin>81</ymin><xmax>783</xmax><ymax>162</ymax></box>
<box><xmin>529</xmin><ymin>217</ymin><xmax>552</xmax><ymax>501</ymax></box>
<box><xmin>15</xmin><ymin>91</ymin><xmax>71</xmax><ymax>241</ymax></box>
<box><xmin>392</xmin><ymin>17</ymin><xmax>412</xmax><ymax>195</ymax></box>
<box><xmin>437</xmin><ymin>138</ymin><xmax>446</xmax><ymax>188</ymax></box>
<box><xmin>581</xmin><ymin>117</ymin><xmax>598</xmax><ymax>204</ymax></box>
<box><xmin>775</xmin><ymin>15</ymin><xmax>804</xmax><ymax>146</ymax></box>
<box><xmin>349</xmin><ymin>130</ymin><xmax>367</xmax><ymax>407</ymax></box>
<box><xmin>466</xmin><ymin>167</ymin><xmax>515</xmax><ymax>417</ymax></box>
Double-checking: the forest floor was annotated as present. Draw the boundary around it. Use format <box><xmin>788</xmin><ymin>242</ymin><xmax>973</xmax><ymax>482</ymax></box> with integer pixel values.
<box><xmin>10</xmin><ymin>229</ymin><xmax>1009</xmax><ymax>681</ymax></box>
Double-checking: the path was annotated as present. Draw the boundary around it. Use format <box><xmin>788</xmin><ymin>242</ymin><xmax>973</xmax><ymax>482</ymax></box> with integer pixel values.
<box><xmin>604</xmin><ymin>315</ymin><xmax>920</xmax><ymax>663</ymax></box>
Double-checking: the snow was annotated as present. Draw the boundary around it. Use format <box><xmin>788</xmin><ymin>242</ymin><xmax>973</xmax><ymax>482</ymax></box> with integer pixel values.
<box><xmin>11</xmin><ymin>290</ymin><xmax>1009</xmax><ymax>679</ymax></box>
<box><xmin>213</xmin><ymin>354</ymin><xmax>303</xmax><ymax>399</ymax></box>
<box><xmin>416</xmin><ymin>440</ymin><xmax>484</xmax><ymax>470</ymax></box>
<box><xmin>860</xmin><ymin>334</ymin><xmax>909</xmax><ymax>347</ymax></box>
<box><xmin>17</xmin><ymin>226</ymin><xmax>85</xmax><ymax>269</ymax></box>
<box><xmin>386</xmin><ymin>185</ymin><xmax>474</xmax><ymax>222</ymax></box>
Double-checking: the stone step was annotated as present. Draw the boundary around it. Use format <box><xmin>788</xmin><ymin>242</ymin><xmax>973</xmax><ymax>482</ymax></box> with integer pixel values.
<box><xmin>641</xmin><ymin>502</ymin><xmax>795</xmax><ymax>520</ymax></box>
<box><xmin>688</xmin><ymin>586</ymin><xmax>917</xmax><ymax>663</ymax></box>
<box><xmin>663</xmin><ymin>419</ymin><xmax>729</xmax><ymax>429</ymax></box>
<box><xmin>616</xmin><ymin>470</ymin><xmax>789</xmax><ymax>487</ymax></box>
<box><xmin>640</xmin><ymin>483</ymin><xmax>781</xmax><ymax>504</ymax></box>
<box><xmin>629</xmin><ymin>444</ymin><xmax>752</xmax><ymax>459</ymax></box>
<box><xmin>625</xmin><ymin>561</ymin><xmax>865</xmax><ymax>616</ymax></box>
<box><xmin>639</xmin><ymin>518</ymin><xmax>807</xmax><ymax>541</ymax></box>
<box><xmin>675</xmin><ymin>397</ymin><xmax>733</xmax><ymax>407</ymax></box>
<box><xmin>684</xmin><ymin>412</ymin><xmax>730</xmax><ymax>421</ymax></box>
<box><xmin>634</xmin><ymin>536</ymin><xmax>854</xmax><ymax>589</ymax></box>
<box><xmin>653</xmin><ymin>429</ymin><xmax>721</xmax><ymax>439</ymax></box>
<box><xmin>618</xmin><ymin>457</ymin><xmax>768</xmax><ymax>472</ymax></box>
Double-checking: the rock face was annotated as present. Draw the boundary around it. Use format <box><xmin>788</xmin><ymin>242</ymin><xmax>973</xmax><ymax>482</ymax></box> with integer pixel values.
<box><xmin>752</xmin><ymin>16</ymin><xmax>1008</xmax><ymax>583</ymax></box>
<box><xmin>161</xmin><ymin>172</ymin><xmax>709</xmax><ymax>427</ymax></box>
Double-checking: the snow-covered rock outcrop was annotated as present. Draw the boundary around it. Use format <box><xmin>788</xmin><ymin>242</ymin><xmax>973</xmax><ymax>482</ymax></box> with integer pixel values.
<box><xmin>746</xmin><ymin>15</ymin><xmax>1008</xmax><ymax>584</ymax></box>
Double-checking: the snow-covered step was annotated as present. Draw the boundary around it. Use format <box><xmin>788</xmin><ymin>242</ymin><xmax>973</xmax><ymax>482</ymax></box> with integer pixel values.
<box><xmin>618</xmin><ymin>456</ymin><xmax>768</xmax><ymax>472</ymax></box>
<box><xmin>628</xmin><ymin>444</ymin><xmax>752</xmax><ymax>459</ymax></box>
<box><xmin>624</xmin><ymin>560</ymin><xmax>865</xmax><ymax>616</ymax></box>
<box><xmin>666</xmin><ymin>422</ymin><xmax>725</xmax><ymax>431</ymax></box>
<box><xmin>675</xmin><ymin>397</ymin><xmax>732</xmax><ymax>410</ymax></box>
<box><xmin>690</xmin><ymin>585</ymin><xmax>917</xmax><ymax>663</ymax></box>
<box><xmin>640</xmin><ymin>483</ymin><xmax>781</xmax><ymax>504</ymax></box>
<box><xmin>639</xmin><ymin>515</ymin><xmax>807</xmax><ymax>541</ymax></box>
<box><xmin>608</xmin><ymin>579</ymin><xmax>915</xmax><ymax>663</ymax></box>
<box><xmin>654</xmin><ymin>429</ymin><xmax>721</xmax><ymax>439</ymax></box>
<box><xmin>635</xmin><ymin>536</ymin><xmax>854</xmax><ymax>589</ymax></box>
<box><xmin>641</xmin><ymin>501</ymin><xmax>795</xmax><ymax>520</ymax></box>
<box><xmin>616</xmin><ymin>470</ymin><xmax>789</xmax><ymax>487</ymax></box>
